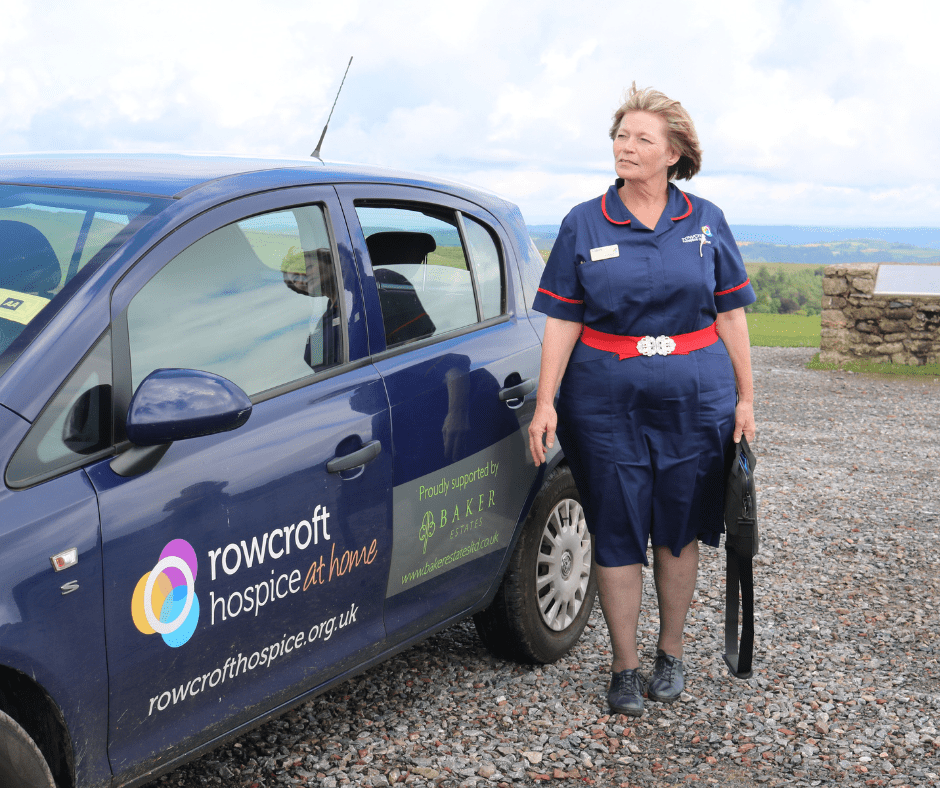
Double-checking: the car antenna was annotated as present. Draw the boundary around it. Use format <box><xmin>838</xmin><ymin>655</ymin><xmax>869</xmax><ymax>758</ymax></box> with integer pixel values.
<box><xmin>311</xmin><ymin>56</ymin><xmax>353</xmax><ymax>160</ymax></box>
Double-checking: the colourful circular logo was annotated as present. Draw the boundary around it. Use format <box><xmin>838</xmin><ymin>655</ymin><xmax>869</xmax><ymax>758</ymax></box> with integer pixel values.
<box><xmin>702</xmin><ymin>225</ymin><xmax>713</xmax><ymax>237</ymax></box>
<box><xmin>132</xmin><ymin>539</ymin><xmax>200</xmax><ymax>648</ymax></box>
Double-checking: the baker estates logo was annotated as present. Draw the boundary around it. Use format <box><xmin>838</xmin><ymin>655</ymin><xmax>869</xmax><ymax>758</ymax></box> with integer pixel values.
<box><xmin>132</xmin><ymin>539</ymin><xmax>200</xmax><ymax>648</ymax></box>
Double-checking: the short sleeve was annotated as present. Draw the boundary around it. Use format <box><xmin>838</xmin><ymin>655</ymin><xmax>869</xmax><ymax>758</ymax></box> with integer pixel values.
<box><xmin>531</xmin><ymin>214</ymin><xmax>585</xmax><ymax>322</ymax></box>
<box><xmin>712</xmin><ymin>212</ymin><xmax>756</xmax><ymax>313</ymax></box>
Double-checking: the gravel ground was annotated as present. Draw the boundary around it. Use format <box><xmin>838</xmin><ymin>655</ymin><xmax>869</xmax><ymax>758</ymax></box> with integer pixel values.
<box><xmin>150</xmin><ymin>347</ymin><xmax>940</xmax><ymax>788</ymax></box>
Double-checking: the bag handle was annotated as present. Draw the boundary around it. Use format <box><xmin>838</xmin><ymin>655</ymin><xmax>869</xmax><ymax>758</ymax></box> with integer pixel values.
<box><xmin>723</xmin><ymin>538</ymin><xmax>755</xmax><ymax>678</ymax></box>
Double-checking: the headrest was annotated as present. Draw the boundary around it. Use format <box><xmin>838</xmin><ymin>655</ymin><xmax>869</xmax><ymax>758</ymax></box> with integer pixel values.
<box><xmin>0</xmin><ymin>220</ymin><xmax>62</xmax><ymax>296</ymax></box>
<box><xmin>365</xmin><ymin>231</ymin><xmax>436</xmax><ymax>267</ymax></box>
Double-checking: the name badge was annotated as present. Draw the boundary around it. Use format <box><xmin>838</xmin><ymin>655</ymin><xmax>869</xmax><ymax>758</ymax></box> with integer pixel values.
<box><xmin>589</xmin><ymin>244</ymin><xmax>619</xmax><ymax>262</ymax></box>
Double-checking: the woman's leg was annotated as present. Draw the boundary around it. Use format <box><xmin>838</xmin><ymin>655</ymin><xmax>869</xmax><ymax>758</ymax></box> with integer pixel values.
<box><xmin>596</xmin><ymin>563</ymin><xmax>643</xmax><ymax>672</ymax></box>
<box><xmin>652</xmin><ymin>539</ymin><xmax>699</xmax><ymax>658</ymax></box>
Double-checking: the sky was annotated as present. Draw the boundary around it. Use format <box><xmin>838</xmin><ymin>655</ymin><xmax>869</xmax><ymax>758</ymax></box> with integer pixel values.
<box><xmin>1</xmin><ymin>0</ymin><xmax>937</xmax><ymax>227</ymax></box>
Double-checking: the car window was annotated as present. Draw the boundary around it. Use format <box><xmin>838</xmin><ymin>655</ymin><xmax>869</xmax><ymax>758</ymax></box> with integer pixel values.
<box><xmin>0</xmin><ymin>187</ymin><xmax>171</xmax><ymax>372</ymax></box>
<box><xmin>520</xmin><ymin>236</ymin><xmax>546</xmax><ymax>313</ymax></box>
<box><xmin>77</xmin><ymin>211</ymin><xmax>135</xmax><ymax>267</ymax></box>
<box><xmin>0</xmin><ymin>197</ymin><xmax>147</xmax><ymax>289</ymax></box>
<box><xmin>461</xmin><ymin>214</ymin><xmax>503</xmax><ymax>320</ymax></box>
<box><xmin>355</xmin><ymin>204</ymin><xmax>505</xmax><ymax>348</ymax></box>
<box><xmin>6</xmin><ymin>330</ymin><xmax>113</xmax><ymax>487</ymax></box>
<box><xmin>127</xmin><ymin>205</ymin><xmax>342</xmax><ymax>397</ymax></box>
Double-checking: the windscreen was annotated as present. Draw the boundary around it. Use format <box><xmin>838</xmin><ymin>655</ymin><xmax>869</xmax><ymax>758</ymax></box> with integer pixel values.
<box><xmin>0</xmin><ymin>185</ymin><xmax>171</xmax><ymax>370</ymax></box>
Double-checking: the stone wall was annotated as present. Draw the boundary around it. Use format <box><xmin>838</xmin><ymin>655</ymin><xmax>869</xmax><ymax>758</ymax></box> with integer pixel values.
<box><xmin>820</xmin><ymin>263</ymin><xmax>940</xmax><ymax>366</ymax></box>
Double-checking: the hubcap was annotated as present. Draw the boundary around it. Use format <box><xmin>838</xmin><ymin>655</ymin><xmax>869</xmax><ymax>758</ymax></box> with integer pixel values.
<box><xmin>535</xmin><ymin>498</ymin><xmax>591</xmax><ymax>631</ymax></box>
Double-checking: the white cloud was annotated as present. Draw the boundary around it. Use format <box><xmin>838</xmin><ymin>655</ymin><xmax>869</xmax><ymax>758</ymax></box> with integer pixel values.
<box><xmin>690</xmin><ymin>174</ymin><xmax>940</xmax><ymax>227</ymax></box>
<box><xmin>0</xmin><ymin>0</ymin><xmax>28</xmax><ymax>46</ymax></box>
<box><xmin>0</xmin><ymin>0</ymin><xmax>937</xmax><ymax>225</ymax></box>
<box><xmin>455</xmin><ymin>169</ymin><xmax>605</xmax><ymax>223</ymax></box>
<box><xmin>339</xmin><ymin>103</ymin><xmax>468</xmax><ymax>166</ymax></box>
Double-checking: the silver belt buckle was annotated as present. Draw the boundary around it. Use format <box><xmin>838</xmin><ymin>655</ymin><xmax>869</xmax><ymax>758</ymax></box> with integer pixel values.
<box><xmin>636</xmin><ymin>335</ymin><xmax>677</xmax><ymax>356</ymax></box>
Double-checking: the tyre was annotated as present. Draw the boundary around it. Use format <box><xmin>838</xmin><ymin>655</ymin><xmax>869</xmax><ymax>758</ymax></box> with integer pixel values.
<box><xmin>474</xmin><ymin>465</ymin><xmax>596</xmax><ymax>663</ymax></box>
<box><xmin>0</xmin><ymin>709</ymin><xmax>55</xmax><ymax>788</ymax></box>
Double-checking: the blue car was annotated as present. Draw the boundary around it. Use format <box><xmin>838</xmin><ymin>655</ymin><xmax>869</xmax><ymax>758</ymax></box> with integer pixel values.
<box><xmin>0</xmin><ymin>154</ymin><xmax>596</xmax><ymax>788</ymax></box>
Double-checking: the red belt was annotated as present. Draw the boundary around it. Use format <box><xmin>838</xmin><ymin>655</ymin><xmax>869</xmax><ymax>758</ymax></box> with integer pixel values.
<box><xmin>580</xmin><ymin>322</ymin><xmax>719</xmax><ymax>360</ymax></box>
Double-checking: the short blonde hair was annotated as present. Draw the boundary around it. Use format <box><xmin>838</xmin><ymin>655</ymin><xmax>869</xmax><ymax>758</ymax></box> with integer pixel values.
<box><xmin>609</xmin><ymin>82</ymin><xmax>701</xmax><ymax>181</ymax></box>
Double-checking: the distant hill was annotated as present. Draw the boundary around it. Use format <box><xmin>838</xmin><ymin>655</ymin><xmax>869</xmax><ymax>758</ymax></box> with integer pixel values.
<box><xmin>526</xmin><ymin>224</ymin><xmax>940</xmax><ymax>264</ymax></box>
<box><xmin>737</xmin><ymin>239</ymin><xmax>940</xmax><ymax>265</ymax></box>
<box><xmin>730</xmin><ymin>226</ymin><xmax>940</xmax><ymax>248</ymax></box>
<box><xmin>527</xmin><ymin>226</ymin><xmax>563</xmax><ymax>253</ymax></box>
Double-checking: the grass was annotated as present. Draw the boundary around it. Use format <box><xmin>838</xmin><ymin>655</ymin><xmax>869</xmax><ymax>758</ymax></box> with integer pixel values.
<box><xmin>744</xmin><ymin>313</ymin><xmax>939</xmax><ymax>379</ymax></box>
<box><xmin>746</xmin><ymin>313</ymin><xmax>820</xmax><ymax>347</ymax></box>
<box><xmin>807</xmin><ymin>353</ymin><xmax>940</xmax><ymax>378</ymax></box>
<box><xmin>427</xmin><ymin>245</ymin><xmax>470</xmax><ymax>270</ymax></box>
<box><xmin>743</xmin><ymin>261</ymin><xmax>821</xmax><ymax>275</ymax></box>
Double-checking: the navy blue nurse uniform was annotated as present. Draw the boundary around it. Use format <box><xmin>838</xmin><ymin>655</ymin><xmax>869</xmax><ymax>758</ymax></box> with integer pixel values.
<box><xmin>532</xmin><ymin>181</ymin><xmax>756</xmax><ymax>568</ymax></box>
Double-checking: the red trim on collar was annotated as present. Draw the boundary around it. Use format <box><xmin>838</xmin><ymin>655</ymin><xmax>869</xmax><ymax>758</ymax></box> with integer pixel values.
<box><xmin>601</xmin><ymin>192</ymin><xmax>631</xmax><ymax>225</ymax></box>
<box><xmin>538</xmin><ymin>287</ymin><xmax>583</xmax><ymax>304</ymax></box>
<box><xmin>715</xmin><ymin>279</ymin><xmax>750</xmax><ymax>297</ymax></box>
<box><xmin>602</xmin><ymin>188</ymin><xmax>692</xmax><ymax>224</ymax></box>
<box><xmin>671</xmin><ymin>190</ymin><xmax>693</xmax><ymax>221</ymax></box>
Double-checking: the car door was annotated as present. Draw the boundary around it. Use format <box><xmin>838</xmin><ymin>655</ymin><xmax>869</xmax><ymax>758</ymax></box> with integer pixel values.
<box><xmin>87</xmin><ymin>187</ymin><xmax>394</xmax><ymax>782</ymax></box>
<box><xmin>1</xmin><ymin>371</ymin><xmax>113</xmax><ymax>788</ymax></box>
<box><xmin>336</xmin><ymin>185</ymin><xmax>542</xmax><ymax>642</ymax></box>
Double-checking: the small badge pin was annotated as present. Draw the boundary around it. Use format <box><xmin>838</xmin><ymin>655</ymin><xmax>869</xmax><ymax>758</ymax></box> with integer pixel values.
<box><xmin>699</xmin><ymin>235</ymin><xmax>711</xmax><ymax>257</ymax></box>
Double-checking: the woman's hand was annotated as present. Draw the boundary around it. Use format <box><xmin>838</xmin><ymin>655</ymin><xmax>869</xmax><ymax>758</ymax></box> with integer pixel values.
<box><xmin>527</xmin><ymin>317</ymin><xmax>583</xmax><ymax>466</ymax></box>
<box><xmin>529</xmin><ymin>401</ymin><xmax>558</xmax><ymax>466</ymax></box>
<box><xmin>733</xmin><ymin>399</ymin><xmax>755</xmax><ymax>444</ymax></box>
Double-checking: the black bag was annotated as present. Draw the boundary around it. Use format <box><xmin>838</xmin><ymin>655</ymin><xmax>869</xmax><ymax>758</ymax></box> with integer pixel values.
<box><xmin>724</xmin><ymin>436</ymin><xmax>759</xmax><ymax>557</ymax></box>
<box><xmin>723</xmin><ymin>436</ymin><xmax>758</xmax><ymax>679</ymax></box>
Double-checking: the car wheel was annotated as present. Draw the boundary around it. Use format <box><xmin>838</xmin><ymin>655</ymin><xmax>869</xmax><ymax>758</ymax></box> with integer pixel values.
<box><xmin>474</xmin><ymin>465</ymin><xmax>596</xmax><ymax>664</ymax></box>
<box><xmin>0</xmin><ymin>709</ymin><xmax>55</xmax><ymax>788</ymax></box>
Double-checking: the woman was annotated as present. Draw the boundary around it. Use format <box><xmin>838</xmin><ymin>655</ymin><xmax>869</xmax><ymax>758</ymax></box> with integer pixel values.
<box><xmin>529</xmin><ymin>84</ymin><xmax>756</xmax><ymax>717</ymax></box>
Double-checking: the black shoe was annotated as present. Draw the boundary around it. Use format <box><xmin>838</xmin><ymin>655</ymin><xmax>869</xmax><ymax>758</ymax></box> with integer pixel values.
<box><xmin>607</xmin><ymin>668</ymin><xmax>645</xmax><ymax>717</ymax></box>
<box><xmin>648</xmin><ymin>649</ymin><xmax>684</xmax><ymax>703</ymax></box>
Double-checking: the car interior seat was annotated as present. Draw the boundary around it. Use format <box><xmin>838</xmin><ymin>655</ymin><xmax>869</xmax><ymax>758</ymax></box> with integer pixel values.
<box><xmin>0</xmin><ymin>220</ymin><xmax>63</xmax><ymax>298</ymax></box>
<box><xmin>365</xmin><ymin>231</ymin><xmax>437</xmax><ymax>346</ymax></box>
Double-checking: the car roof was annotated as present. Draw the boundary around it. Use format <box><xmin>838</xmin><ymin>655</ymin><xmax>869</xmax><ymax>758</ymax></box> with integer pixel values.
<box><xmin>0</xmin><ymin>152</ymin><xmax>514</xmax><ymax>215</ymax></box>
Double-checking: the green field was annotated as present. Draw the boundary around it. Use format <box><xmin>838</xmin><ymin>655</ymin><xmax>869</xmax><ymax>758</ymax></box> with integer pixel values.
<box><xmin>427</xmin><ymin>245</ymin><xmax>470</xmax><ymax>269</ymax></box>
<box><xmin>743</xmin><ymin>262</ymin><xmax>821</xmax><ymax>275</ymax></box>
<box><xmin>807</xmin><ymin>354</ymin><xmax>940</xmax><ymax>378</ymax></box>
<box><xmin>746</xmin><ymin>313</ymin><xmax>820</xmax><ymax>347</ymax></box>
<box><xmin>743</xmin><ymin>315</ymin><xmax>940</xmax><ymax>379</ymax></box>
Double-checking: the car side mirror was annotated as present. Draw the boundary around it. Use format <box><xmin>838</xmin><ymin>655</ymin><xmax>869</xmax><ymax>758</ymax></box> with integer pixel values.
<box><xmin>124</xmin><ymin>368</ymin><xmax>252</xmax><ymax>447</ymax></box>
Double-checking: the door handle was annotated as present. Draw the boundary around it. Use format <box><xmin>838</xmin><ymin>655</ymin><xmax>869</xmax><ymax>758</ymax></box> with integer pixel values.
<box><xmin>498</xmin><ymin>378</ymin><xmax>536</xmax><ymax>402</ymax></box>
<box><xmin>326</xmin><ymin>440</ymin><xmax>382</xmax><ymax>473</ymax></box>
